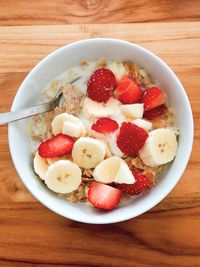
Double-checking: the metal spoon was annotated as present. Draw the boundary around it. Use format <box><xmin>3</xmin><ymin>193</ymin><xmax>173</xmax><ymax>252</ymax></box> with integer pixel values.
<box><xmin>0</xmin><ymin>77</ymin><xmax>81</xmax><ymax>125</ymax></box>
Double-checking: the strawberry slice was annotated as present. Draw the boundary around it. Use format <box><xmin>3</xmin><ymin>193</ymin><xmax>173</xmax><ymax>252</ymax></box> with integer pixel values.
<box><xmin>38</xmin><ymin>134</ymin><xmax>75</xmax><ymax>158</ymax></box>
<box><xmin>117</xmin><ymin>170</ymin><xmax>150</xmax><ymax>195</ymax></box>
<box><xmin>114</xmin><ymin>75</ymin><xmax>143</xmax><ymax>104</ymax></box>
<box><xmin>143</xmin><ymin>104</ymin><xmax>167</xmax><ymax>120</ymax></box>
<box><xmin>87</xmin><ymin>68</ymin><xmax>116</xmax><ymax>103</ymax></box>
<box><xmin>141</xmin><ymin>87</ymin><xmax>165</xmax><ymax>110</ymax></box>
<box><xmin>88</xmin><ymin>182</ymin><xmax>122</xmax><ymax>210</ymax></box>
<box><xmin>117</xmin><ymin>122</ymin><xmax>148</xmax><ymax>155</ymax></box>
<box><xmin>91</xmin><ymin>118</ymin><xmax>119</xmax><ymax>134</ymax></box>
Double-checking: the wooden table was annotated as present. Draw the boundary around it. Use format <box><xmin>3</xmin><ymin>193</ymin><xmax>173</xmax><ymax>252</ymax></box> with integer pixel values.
<box><xmin>0</xmin><ymin>1</ymin><xmax>200</xmax><ymax>266</ymax></box>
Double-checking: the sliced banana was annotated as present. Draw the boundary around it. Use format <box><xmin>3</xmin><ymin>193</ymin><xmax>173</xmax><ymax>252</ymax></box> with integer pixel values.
<box><xmin>51</xmin><ymin>112</ymin><xmax>86</xmax><ymax>137</ymax></box>
<box><xmin>51</xmin><ymin>113</ymin><xmax>69</xmax><ymax>135</ymax></box>
<box><xmin>107</xmin><ymin>131</ymin><xmax>124</xmax><ymax>157</ymax></box>
<box><xmin>132</xmin><ymin>118</ymin><xmax>152</xmax><ymax>131</ymax></box>
<box><xmin>114</xmin><ymin>159</ymin><xmax>135</xmax><ymax>184</ymax></box>
<box><xmin>72</xmin><ymin>137</ymin><xmax>106</xmax><ymax>169</ymax></box>
<box><xmin>120</xmin><ymin>103</ymin><xmax>144</xmax><ymax>119</ymax></box>
<box><xmin>44</xmin><ymin>160</ymin><xmax>82</xmax><ymax>194</ymax></box>
<box><xmin>82</xmin><ymin>97</ymin><xmax>120</xmax><ymax>120</ymax></box>
<box><xmin>107</xmin><ymin>61</ymin><xmax>127</xmax><ymax>81</ymax></box>
<box><xmin>62</xmin><ymin>120</ymin><xmax>83</xmax><ymax>138</ymax></box>
<box><xmin>93</xmin><ymin>156</ymin><xmax>135</xmax><ymax>184</ymax></box>
<box><xmin>33</xmin><ymin>152</ymin><xmax>49</xmax><ymax>180</ymax></box>
<box><xmin>139</xmin><ymin>128</ymin><xmax>178</xmax><ymax>167</ymax></box>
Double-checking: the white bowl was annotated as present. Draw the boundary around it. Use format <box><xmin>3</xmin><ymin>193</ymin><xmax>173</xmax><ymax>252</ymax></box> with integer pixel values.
<box><xmin>8</xmin><ymin>38</ymin><xmax>193</xmax><ymax>224</ymax></box>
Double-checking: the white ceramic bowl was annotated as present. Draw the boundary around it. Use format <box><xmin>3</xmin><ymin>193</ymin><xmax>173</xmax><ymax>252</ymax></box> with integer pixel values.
<box><xmin>9</xmin><ymin>38</ymin><xmax>193</xmax><ymax>224</ymax></box>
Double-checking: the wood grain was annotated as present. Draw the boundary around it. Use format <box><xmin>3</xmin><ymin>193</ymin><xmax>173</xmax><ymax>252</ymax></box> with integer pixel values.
<box><xmin>0</xmin><ymin>0</ymin><xmax>200</xmax><ymax>26</ymax></box>
<box><xmin>0</xmin><ymin>23</ymin><xmax>200</xmax><ymax>267</ymax></box>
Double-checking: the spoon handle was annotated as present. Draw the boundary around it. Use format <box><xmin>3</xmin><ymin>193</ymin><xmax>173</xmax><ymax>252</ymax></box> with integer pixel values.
<box><xmin>0</xmin><ymin>102</ymin><xmax>51</xmax><ymax>125</ymax></box>
<box><xmin>0</xmin><ymin>76</ymin><xmax>81</xmax><ymax>126</ymax></box>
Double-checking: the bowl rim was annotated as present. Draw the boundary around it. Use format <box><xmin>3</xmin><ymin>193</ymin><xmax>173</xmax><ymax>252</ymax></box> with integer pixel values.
<box><xmin>8</xmin><ymin>38</ymin><xmax>194</xmax><ymax>224</ymax></box>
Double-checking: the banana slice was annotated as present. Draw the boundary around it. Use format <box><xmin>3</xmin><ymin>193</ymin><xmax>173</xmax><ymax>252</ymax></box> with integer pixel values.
<box><xmin>93</xmin><ymin>156</ymin><xmax>135</xmax><ymax>184</ymax></box>
<box><xmin>72</xmin><ymin>137</ymin><xmax>106</xmax><ymax>169</ymax></box>
<box><xmin>107</xmin><ymin>131</ymin><xmax>124</xmax><ymax>157</ymax></box>
<box><xmin>62</xmin><ymin>120</ymin><xmax>84</xmax><ymax>138</ymax></box>
<box><xmin>51</xmin><ymin>113</ymin><xmax>69</xmax><ymax>135</ymax></box>
<box><xmin>51</xmin><ymin>112</ymin><xmax>86</xmax><ymax>137</ymax></box>
<box><xmin>114</xmin><ymin>159</ymin><xmax>135</xmax><ymax>184</ymax></box>
<box><xmin>33</xmin><ymin>152</ymin><xmax>49</xmax><ymax>180</ymax></box>
<box><xmin>139</xmin><ymin>128</ymin><xmax>178</xmax><ymax>167</ymax></box>
<box><xmin>44</xmin><ymin>160</ymin><xmax>82</xmax><ymax>193</ymax></box>
<box><xmin>120</xmin><ymin>104</ymin><xmax>144</xmax><ymax>119</ymax></box>
<box><xmin>82</xmin><ymin>97</ymin><xmax>120</xmax><ymax>120</ymax></box>
<box><xmin>107</xmin><ymin>62</ymin><xmax>127</xmax><ymax>81</ymax></box>
<box><xmin>132</xmin><ymin>118</ymin><xmax>152</xmax><ymax>131</ymax></box>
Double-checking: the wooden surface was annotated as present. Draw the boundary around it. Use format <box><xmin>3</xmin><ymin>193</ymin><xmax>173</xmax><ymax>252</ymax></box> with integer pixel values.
<box><xmin>0</xmin><ymin>0</ymin><xmax>200</xmax><ymax>25</ymax></box>
<box><xmin>0</xmin><ymin>2</ymin><xmax>200</xmax><ymax>266</ymax></box>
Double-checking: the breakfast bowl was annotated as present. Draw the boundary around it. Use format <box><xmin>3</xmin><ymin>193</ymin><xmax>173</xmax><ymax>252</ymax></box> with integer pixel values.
<box><xmin>8</xmin><ymin>38</ymin><xmax>193</xmax><ymax>224</ymax></box>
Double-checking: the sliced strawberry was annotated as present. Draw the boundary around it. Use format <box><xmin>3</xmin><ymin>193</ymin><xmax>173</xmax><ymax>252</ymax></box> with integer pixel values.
<box><xmin>143</xmin><ymin>104</ymin><xmax>167</xmax><ymax>120</ymax></box>
<box><xmin>114</xmin><ymin>75</ymin><xmax>143</xmax><ymax>104</ymax></box>
<box><xmin>87</xmin><ymin>68</ymin><xmax>116</xmax><ymax>103</ymax></box>
<box><xmin>38</xmin><ymin>134</ymin><xmax>74</xmax><ymax>158</ymax></box>
<box><xmin>117</xmin><ymin>170</ymin><xmax>150</xmax><ymax>195</ymax></box>
<box><xmin>141</xmin><ymin>87</ymin><xmax>165</xmax><ymax>110</ymax></box>
<box><xmin>91</xmin><ymin>118</ymin><xmax>119</xmax><ymax>134</ymax></box>
<box><xmin>88</xmin><ymin>182</ymin><xmax>122</xmax><ymax>210</ymax></box>
<box><xmin>117</xmin><ymin>122</ymin><xmax>148</xmax><ymax>155</ymax></box>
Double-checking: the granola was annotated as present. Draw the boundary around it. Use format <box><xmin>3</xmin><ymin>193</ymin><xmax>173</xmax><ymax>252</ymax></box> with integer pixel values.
<box><xmin>61</xmin><ymin>84</ymin><xmax>84</xmax><ymax>115</ymax></box>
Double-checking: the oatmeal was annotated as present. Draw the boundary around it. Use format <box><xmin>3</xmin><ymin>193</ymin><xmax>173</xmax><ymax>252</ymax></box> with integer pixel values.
<box><xmin>32</xmin><ymin>59</ymin><xmax>179</xmax><ymax>210</ymax></box>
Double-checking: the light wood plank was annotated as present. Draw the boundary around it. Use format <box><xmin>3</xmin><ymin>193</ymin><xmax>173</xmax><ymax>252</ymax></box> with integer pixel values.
<box><xmin>0</xmin><ymin>0</ymin><xmax>199</xmax><ymax>26</ymax></box>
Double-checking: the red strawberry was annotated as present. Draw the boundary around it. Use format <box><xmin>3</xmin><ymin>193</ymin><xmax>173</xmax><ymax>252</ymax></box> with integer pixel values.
<box><xmin>117</xmin><ymin>170</ymin><xmax>150</xmax><ymax>195</ymax></box>
<box><xmin>114</xmin><ymin>75</ymin><xmax>143</xmax><ymax>104</ymax></box>
<box><xmin>38</xmin><ymin>134</ymin><xmax>74</xmax><ymax>158</ymax></box>
<box><xmin>87</xmin><ymin>68</ymin><xmax>116</xmax><ymax>103</ymax></box>
<box><xmin>143</xmin><ymin>104</ymin><xmax>167</xmax><ymax>120</ymax></box>
<box><xmin>88</xmin><ymin>182</ymin><xmax>122</xmax><ymax>210</ymax></box>
<box><xmin>91</xmin><ymin>118</ymin><xmax>119</xmax><ymax>134</ymax></box>
<box><xmin>141</xmin><ymin>87</ymin><xmax>165</xmax><ymax>110</ymax></box>
<box><xmin>117</xmin><ymin>122</ymin><xmax>148</xmax><ymax>155</ymax></box>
